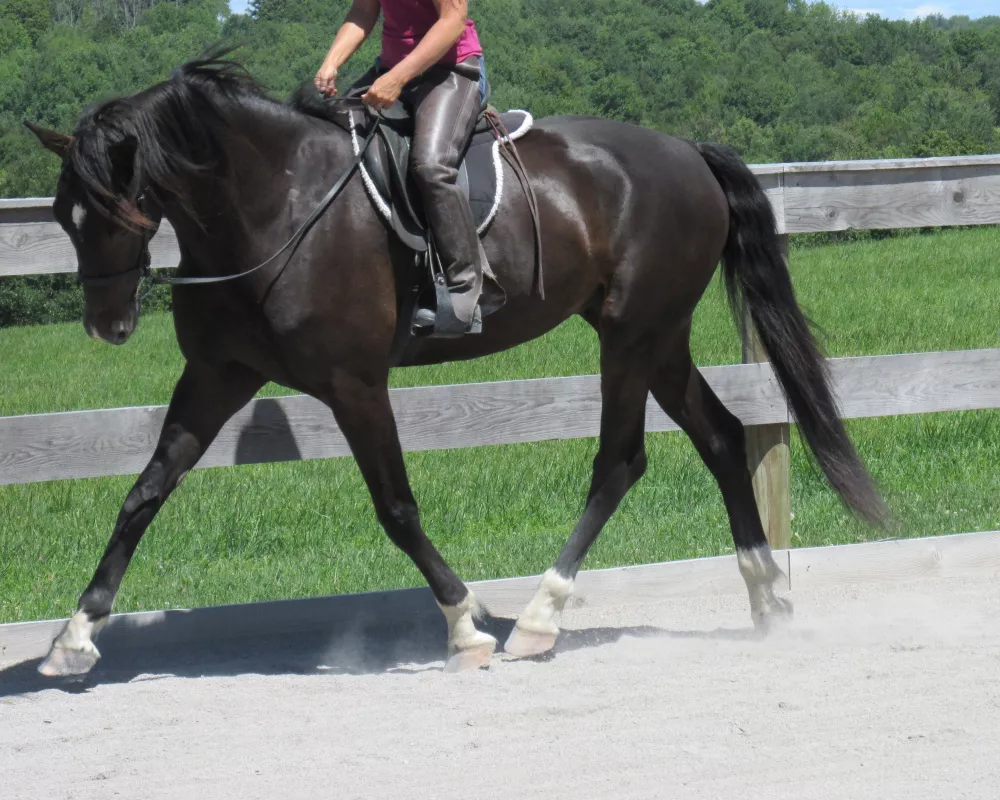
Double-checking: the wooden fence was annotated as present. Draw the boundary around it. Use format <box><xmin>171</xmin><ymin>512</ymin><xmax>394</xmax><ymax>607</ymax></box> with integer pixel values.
<box><xmin>2</xmin><ymin>154</ymin><xmax>1000</xmax><ymax>549</ymax></box>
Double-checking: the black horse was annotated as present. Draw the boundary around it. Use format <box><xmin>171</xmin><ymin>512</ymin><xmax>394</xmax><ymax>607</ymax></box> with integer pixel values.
<box><xmin>26</xmin><ymin>54</ymin><xmax>885</xmax><ymax>676</ymax></box>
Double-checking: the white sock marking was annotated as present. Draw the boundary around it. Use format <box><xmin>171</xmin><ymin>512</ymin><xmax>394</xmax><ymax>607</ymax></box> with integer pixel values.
<box><xmin>438</xmin><ymin>592</ymin><xmax>495</xmax><ymax>654</ymax></box>
<box><xmin>37</xmin><ymin>611</ymin><xmax>106</xmax><ymax>676</ymax></box>
<box><xmin>57</xmin><ymin>609</ymin><xmax>106</xmax><ymax>650</ymax></box>
<box><xmin>737</xmin><ymin>544</ymin><xmax>790</xmax><ymax>622</ymax></box>
<box><xmin>515</xmin><ymin>569</ymin><xmax>575</xmax><ymax>635</ymax></box>
<box><xmin>737</xmin><ymin>544</ymin><xmax>778</xmax><ymax>586</ymax></box>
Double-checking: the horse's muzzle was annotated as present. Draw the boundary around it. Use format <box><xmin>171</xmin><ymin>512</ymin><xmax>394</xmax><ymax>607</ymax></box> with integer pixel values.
<box><xmin>84</xmin><ymin>304</ymin><xmax>137</xmax><ymax>345</ymax></box>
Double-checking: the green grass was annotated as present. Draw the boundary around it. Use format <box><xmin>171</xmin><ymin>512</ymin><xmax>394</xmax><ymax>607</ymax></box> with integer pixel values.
<box><xmin>1</xmin><ymin>227</ymin><xmax>999</xmax><ymax>622</ymax></box>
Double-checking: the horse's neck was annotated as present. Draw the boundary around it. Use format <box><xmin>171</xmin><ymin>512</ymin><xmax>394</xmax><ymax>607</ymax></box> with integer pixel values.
<box><xmin>162</xmin><ymin>105</ymin><xmax>336</xmax><ymax>272</ymax></box>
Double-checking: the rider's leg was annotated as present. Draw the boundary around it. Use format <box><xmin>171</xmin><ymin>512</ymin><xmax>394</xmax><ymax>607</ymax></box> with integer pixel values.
<box><xmin>408</xmin><ymin>60</ymin><xmax>484</xmax><ymax>330</ymax></box>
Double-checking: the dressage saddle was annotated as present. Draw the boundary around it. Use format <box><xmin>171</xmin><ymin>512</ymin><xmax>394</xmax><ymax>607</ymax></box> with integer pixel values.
<box><xmin>357</xmin><ymin>101</ymin><xmax>530</xmax><ymax>254</ymax></box>
<box><xmin>302</xmin><ymin>77</ymin><xmax>540</xmax><ymax>349</ymax></box>
<box><xmin>335</xmin><ymin>82</ymin><xmax>533</xmax><ymax>342</ymax></box>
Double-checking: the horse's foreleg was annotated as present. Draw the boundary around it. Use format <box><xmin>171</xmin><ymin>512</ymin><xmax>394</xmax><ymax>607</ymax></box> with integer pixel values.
<box><xmin>506</xmin><ymin>339</ymin><xmax>651</xmax><ymax>657</ymax></box>
<box><xmin>38</xmin><ymin>362</ymin><xmax>264</xmax><ymax>677</ymax></box>
<box><xmin>325</xmin><ymin>370</ymin><xmax>496</xmax><ymax>672</ymax></box>
<box><xmin>650</xmin><ymin>351</ymin><xmax>792</xmax><ymax>631</ymax></box>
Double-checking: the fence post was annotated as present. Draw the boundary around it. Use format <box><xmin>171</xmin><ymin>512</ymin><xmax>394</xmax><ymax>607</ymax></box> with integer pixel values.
<box><xmin>740</xmin><ymin>234</ymin><xmax>792</xmax><ymax>550</ymax></box>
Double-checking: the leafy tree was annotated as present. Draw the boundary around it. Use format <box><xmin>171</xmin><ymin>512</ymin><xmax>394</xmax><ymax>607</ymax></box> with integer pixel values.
<box><xmin>0</xmin><ymin>16</ymin><xmax>32</xmax><ymax>49</ymax></box>
<box><xmin>248</xmin><ymin>0</ymin><xmax>344</xmax><ymax>24</ymax></box>
<box><xmin>1</xmin><ymin>0</ymin><xmax>50</xmax><ymax>42</ymax></box>
<box><xmin>1</xmin><ymin>0</ymin><xmax>1000</xmax><ymax>325</ymax></box>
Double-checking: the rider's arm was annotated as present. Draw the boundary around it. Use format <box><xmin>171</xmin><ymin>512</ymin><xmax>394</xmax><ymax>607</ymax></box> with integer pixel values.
<box><xmin>389</xmin><ymin>0</ymin><xmax>469</xmax><ymax>85</ymax></box>
<box><xmin>316</xmin><ymin>0</ymin><xmax>382</xmax><ymax>92</ymax></box>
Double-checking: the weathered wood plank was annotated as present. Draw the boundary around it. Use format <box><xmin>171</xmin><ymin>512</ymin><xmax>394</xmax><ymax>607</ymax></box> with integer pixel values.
<box><xmin>0</xmin><ymin>219</ymin><xmax>181</xmax><ymax>277</ymax></box>
<box><xmin>760</xmin><ymin>153</ymin><xmax>1000</xmax><ymax>174</ymax></box>
<box><xmin>829</xmin><ymin>348</ymin><xmax>1000</xmax><ymax>419</ymax></box>
<box><xmin>0</xmin><ymin>197</ymin><xmax>57</xmax><ymax>211</ymax></box>
<box><xmin>745</xmin><ymin>423</ymin><xmax>792</xmax><ymax>549</ymax></box>
<box><xmin>0</xmin><ymin>364</ymin><xmax>787</xmax><ymax>486</ymax></box>
<box><xmin>752</xmin><ymin>170</ymin><xmax>786</xmax><ymax>234</ymax></box>
<box><xmin>5</xmin><ymin>154</ymin><xmax>997</xmax><ymax>276</ymax></box>
<box><xmin>0</xmin><ymin>202</ymin><xmax>52</xmax><ymax>225</ymax></box>
<box><xmin>3</xmin><ymin>530</ymin><xmax>996</xmax><ymax>668</ymax></box>
<box><xmin>781</xmin><ymin>162</ymin><xmax>1000</xmax><ymax>232</ymax></box>
<box><xmin>7</xmin><ymin>154</ymin><xmax>997</xmax><ymax>213</ymax></box>
<box><xmin>2</xmin><ymin>349</ymin><xmax>998</xmax><ymax>486</ymax></box>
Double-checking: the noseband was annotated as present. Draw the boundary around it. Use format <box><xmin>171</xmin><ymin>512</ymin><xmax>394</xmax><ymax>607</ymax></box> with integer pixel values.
<box><xmin>76</xmin><ymin>101</ymin><xmax>382</xmax><ymax>292</ymax></box>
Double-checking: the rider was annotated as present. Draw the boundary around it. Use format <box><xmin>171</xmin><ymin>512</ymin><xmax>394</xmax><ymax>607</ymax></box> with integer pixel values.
<box><xmin>315</xmin><ymin>0</ymin><xmax>486</xmax><ymax>334</ymax></box>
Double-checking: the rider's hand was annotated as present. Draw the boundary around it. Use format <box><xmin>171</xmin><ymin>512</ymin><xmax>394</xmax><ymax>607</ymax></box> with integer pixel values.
<box><xmin>362</xmin><ymin>72</ymin><xmax>404</xmax><ymax>111</ymax></box>
<box><xmin>314</xmin><ymin>62</ymin><xmax>339</xmax><ymax>97</ymax></box>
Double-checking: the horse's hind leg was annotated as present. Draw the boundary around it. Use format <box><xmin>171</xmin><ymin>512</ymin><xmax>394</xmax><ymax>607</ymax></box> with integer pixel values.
<box><xmin>323</xmin><ymin>369</ymin><xmax>496</xmax><ymax>672</ymax></box>
<box><xmin>505</xmin><ymin>329</ymin><xmax>651</xmax><ymax>657</ymax></box>
<box><xmin>650</xmin><ymin>340</ymin><xmax>792</xmax><ymax>630</ymax></box>
<box><xmin>39</xmin><ymin>362</ymin><xmax>265</xmax><ymax>677</ymax></box>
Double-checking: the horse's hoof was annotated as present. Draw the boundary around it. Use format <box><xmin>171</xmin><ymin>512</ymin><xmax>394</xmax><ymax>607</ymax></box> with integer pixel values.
<box><xmin>444</xmin><ymin>637</ymin><xmax>496</xmax><ymax>673</ymax></box>
<box><xmin>753</xmin><ymin>595</ymin><xmax>794</xmax><ymax>635</ymax></box>
<box><xmin>38</xmin><ymin>642</ymin><xmax>101</xmax><ymax>677</ymax></box>
<box><xmin>504</xmin><ymin>625</ymin><xmax>558</xmax><ymax>658</ymax></box>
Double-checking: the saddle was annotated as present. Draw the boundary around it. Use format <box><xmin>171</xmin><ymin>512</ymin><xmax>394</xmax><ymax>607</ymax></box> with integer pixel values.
<box><xmin>335</xmin><ymin>85</ymin><xmax>539</xmax><ymax>348</ymax></box>
<box><xmin>351</xmin><ymin>103</ymin><xmax>532</xmax><ymax>253</ymax></box>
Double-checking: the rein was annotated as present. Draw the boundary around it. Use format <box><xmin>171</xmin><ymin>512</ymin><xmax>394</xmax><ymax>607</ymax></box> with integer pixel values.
<box><xmin>78</xmin><ymin>101</ymin><xmax>382</xmax><ymax>290</ymax></box>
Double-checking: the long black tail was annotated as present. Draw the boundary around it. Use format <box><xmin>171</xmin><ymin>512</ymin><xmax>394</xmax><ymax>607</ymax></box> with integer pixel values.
<box><xmin>695</xmin><ymin>141</ymin><xmax>887</xmax><ymax>527</ymax></box>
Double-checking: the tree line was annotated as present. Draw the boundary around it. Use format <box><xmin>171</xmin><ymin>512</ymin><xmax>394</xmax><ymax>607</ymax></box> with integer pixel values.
<box><xmin>0</xmin><ymin>0</ymin><xmax>998</xmax><ymax>324</ymax></box>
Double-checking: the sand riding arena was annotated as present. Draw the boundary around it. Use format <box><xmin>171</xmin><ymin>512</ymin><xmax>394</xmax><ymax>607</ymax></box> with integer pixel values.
<box><xmin>2</xmin><ymin>532</ymin><xmax>999</xmax><ymax>799</ymax></box>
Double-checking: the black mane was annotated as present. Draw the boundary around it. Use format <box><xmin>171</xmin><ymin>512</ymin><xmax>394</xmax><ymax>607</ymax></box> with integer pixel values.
<box><xmin>68</xmin><ymin>47</ymin><xmax>317</xmax><ymax>230</ymax></box>
<box><xmin>286</xmin><ymin>82</ymin><xmax>351</xmax><ymax>125</ymax></box>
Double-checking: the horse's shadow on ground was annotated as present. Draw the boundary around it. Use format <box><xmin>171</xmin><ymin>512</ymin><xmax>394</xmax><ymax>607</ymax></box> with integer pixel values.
<box><xmin>2</xmin><ymin>403</ymin><xmax>761</xmax><ymax>696</ymax></box>
<box><xmin>0</xmin><ymin>613</ymin><xmax>757</xmax><ymax>698</ymax></box>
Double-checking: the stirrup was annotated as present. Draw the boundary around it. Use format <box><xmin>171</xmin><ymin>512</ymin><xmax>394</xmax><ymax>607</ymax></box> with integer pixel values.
<box><xmin>411</xmin><ymin>306</ymin><xmax>482</xmax><ymax>337</ymax></box>
<box><xmin>412</xmin><ymin>278</ymin><xmax>482</xmax><ymax>338</ymax></box>
<box><xmin>413</xmin><ymin>307</ymin><xmax>437</xmax><ymax>329</ymax></box>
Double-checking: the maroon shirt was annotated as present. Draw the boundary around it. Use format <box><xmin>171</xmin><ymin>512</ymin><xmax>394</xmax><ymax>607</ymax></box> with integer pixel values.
<box><xmin>379</xmin><ymin>0</ymin><xmax>483</xmax><ymax>69</ymax></box>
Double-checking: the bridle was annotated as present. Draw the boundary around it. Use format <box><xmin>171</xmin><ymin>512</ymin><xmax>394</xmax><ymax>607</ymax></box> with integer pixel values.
<box><xmin>75</xmin><ymin>189</ymin><xmax>156</xmax><ymax>293</ymax></box>
<box><xmin>77</xmin><ymin>98</ymin><xmax>382</xmax><ymax>292</ymax></box>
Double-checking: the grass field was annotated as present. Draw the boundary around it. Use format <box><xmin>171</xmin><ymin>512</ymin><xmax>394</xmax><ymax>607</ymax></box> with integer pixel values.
<box><xmin>2</xmin><ymin>227</ymin><xmax>999</xmax><ymax>623</ymax></box>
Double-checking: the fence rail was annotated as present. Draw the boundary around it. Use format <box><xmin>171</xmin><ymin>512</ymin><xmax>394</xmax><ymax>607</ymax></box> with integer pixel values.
<box><xmin>3</xmin><ymin>154</ymin><xmax>1000</xmax><ymax>277</ymax></box>
<box><xmin>2</xmin><ymin>153</ymin><xmax>999</xmax><ymax>548</ymax></box>
<box><xmin>2</xmin><ymin>349</ymin><xmax>998</xmax><ymax>487</ymax></box>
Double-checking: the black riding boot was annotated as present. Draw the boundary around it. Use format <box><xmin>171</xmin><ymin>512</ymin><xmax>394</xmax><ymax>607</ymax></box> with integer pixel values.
<box><xmin>406</xmin><ymin>59</ymin><xmax>484</xmax><ymax>335</ymax></box>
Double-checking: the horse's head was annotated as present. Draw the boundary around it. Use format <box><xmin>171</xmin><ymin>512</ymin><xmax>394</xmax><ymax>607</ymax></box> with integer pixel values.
<box><xmin>25</xmin><ymin>113</ymin><xmax>162</xmax><ymax>345</ymax></box>
<box><xmin>25</xmin><ymin>50</ymin><xmax>279</xmax><ymax>344</ymax></box>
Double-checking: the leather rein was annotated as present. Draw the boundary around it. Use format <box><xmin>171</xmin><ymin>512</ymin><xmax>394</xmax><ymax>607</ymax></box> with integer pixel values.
<box><xmin>78</xmin><ymin>99</ymin><xmax>382</xmax><ymax>291</ymax></box>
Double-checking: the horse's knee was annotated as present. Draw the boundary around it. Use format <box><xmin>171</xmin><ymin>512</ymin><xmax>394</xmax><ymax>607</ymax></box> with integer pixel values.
<box><xmin>705</xmin><ymin>411</ymin><xmax>747</xmax><ymax>469</ymax></box>
<box><xmin>120</xmin><ymin>475</ymin><xmax>163</xmax><ymax>517</ymax></box>
<box><xmin>377</xmin><ymin>499</ymin><xmax>422</xmax><ymax>551</ymax></box>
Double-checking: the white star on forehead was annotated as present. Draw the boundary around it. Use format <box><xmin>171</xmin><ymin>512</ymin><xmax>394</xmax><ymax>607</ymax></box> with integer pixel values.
<box><xmin>72</xmin><ymin>204</ymin><xmax>87</xmax><ymax>231</ymax></box>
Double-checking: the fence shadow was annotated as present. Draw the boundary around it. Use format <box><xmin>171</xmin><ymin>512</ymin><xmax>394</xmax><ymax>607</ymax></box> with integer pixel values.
<box><xmin>234</xmin><ymin>397</ymin><xmax>304</xmax><ymax>465</ymax></box>
<box><xmin>0</xmin><ymin>605</ymin><xmax>760</xmax><ymax>698</ymax></box>
<box><xmin>0</xmin><ymin>614</ymin><xmax>450</xmax><ymax>696</ymax></box>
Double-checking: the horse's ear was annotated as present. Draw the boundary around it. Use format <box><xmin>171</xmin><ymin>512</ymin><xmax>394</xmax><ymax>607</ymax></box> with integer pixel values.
<box><xmin>23</xmin><ymin>121</ymin><xmax>74</xmax><ymax>158</ymax></box>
